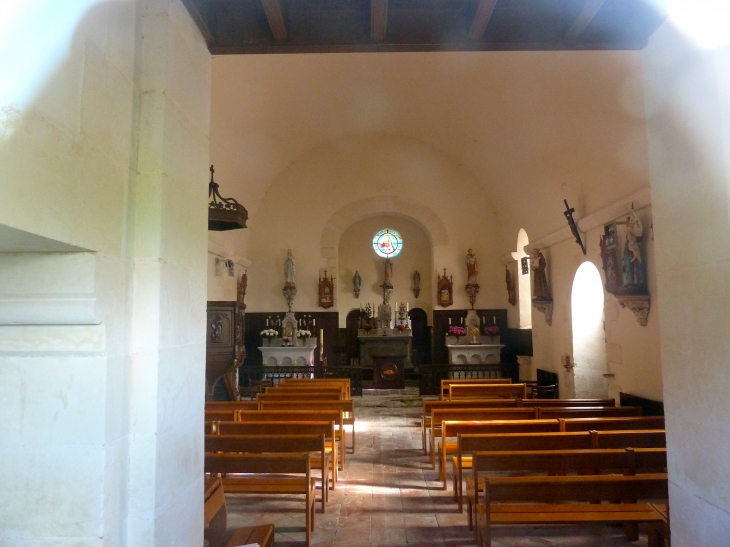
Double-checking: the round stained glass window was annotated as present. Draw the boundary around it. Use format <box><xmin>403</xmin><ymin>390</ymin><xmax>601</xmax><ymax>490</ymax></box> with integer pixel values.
<box><xmin>373</xmin><ymin>228</ymin><xmax>403</xmax><ymax>258</ymax></box>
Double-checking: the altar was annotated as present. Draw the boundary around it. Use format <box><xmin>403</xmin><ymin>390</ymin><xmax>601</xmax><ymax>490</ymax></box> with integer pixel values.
<box><xmin>446</xmin><ymin>341</ymin><xmax>503</xmax><ymax>365</ymax></box>
<box><xmin>259</xmin><ymin>345</ymin><xmax>315</xmax><ymax>367</ymax></box>
<box><xmin>358</xmin><ymin>330</ymin><xmax>412</xmax><ymax>389</ymax></box>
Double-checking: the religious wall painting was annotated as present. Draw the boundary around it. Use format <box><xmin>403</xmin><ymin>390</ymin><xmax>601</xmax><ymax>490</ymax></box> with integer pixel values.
<box><xmin>600</xmin><ymin>222</ymin><xmax>622</xmax><ymax>296</ymax></box>
<box><xmin>437</xmin><ymin>268</ymin><xmax>453</xmax><ymax>308</ymax></box>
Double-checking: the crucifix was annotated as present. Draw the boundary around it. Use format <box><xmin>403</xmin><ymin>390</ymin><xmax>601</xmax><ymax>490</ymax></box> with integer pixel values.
<box><xmin>563</xmin><ymin>199</ymin><xmax>586</xmax><ymax>255</ymax></box>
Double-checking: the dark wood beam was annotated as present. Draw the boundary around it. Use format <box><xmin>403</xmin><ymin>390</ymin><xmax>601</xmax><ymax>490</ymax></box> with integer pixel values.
<box><xmin>469</xmin><ymin>0</ymin><xmax>498</xmax><ymax>41</ymax></box>
<box><xmin>371</xmin><ymin>0</ymin><xmax>389</xmax><ymax>42</ymax></box>
<box><xmin>261</xmin><ymin>0</ymin><xmax>287</xmax><ymax>41</ymax></box>
<box><xmin>565</xmin><ymin>0</ymin><xmax>606</xmax><ymax>40</ymax></box>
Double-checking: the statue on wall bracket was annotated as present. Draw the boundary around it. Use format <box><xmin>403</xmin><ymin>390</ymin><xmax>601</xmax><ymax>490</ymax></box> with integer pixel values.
<box><xmin>412</xmin><ymin>270</ymin><xmax>421</xmax><ymax>298</ymax></box>
<box><xmin>465</xmin><ymin>248</ymin><xmax>480</xmax><ymax>309</ymax></box>
<box><xmin>353</xmin><ymin>270</ymin><xmax>361</xmax><ymax>298</ymax></box>
<box><xmin>282</xmin><ymin>249</ymin><xmax>297</xmax><ymax>311</ymax></box>
<box><xmin>531</xmin><ymin>248</ymin><xmax>553</xmax><ymax>326</ymax></box>
<box><xmin>437</xmin><ymin>268</ymin><xmax>453</xmax><ymax>308</ymax></box>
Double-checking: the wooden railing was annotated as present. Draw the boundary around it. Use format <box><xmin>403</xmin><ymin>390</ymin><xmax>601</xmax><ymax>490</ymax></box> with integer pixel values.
<box><xmin>239</xmin><ymin>365</ymin><xmax>363</xmax><ymax>397</ymax></box>
<box><xmin>419</xmin><ymin>363</ymin><xmax>519</xmax><ymax>396</ymax></box>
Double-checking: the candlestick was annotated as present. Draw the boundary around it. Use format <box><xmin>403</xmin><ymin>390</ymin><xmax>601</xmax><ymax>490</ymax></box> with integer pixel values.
<box><xmin>266</xmin><ymin>319</ymin><xmax>269</xmax><ymax>326</ymax></box>
<box><xmin>449</xmin><ymin>318</ymin><xmax>451</xmax><ymax>325</ymax></box>
<box><xmin>493</xmin><ymin>316</ymin><xmax>496</xmax><ymax>324</ymax></box>
<box><xmin>313</xmin><ymin>319</ymin><xmax>316</xmax><ymax>326</ymax></box>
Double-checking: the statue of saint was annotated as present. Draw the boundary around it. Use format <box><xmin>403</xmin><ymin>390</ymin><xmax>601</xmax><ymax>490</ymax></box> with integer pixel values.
<box><xmin>284</xmin><ymin>249</ymin><xmax>296</xmax><ymax>285</ymax></box>
<box><xmin>531</xmin><ymin>248</ymin><xmax>551</xmax><ymax>300</ymax></box>
<box><xmin>622</xmin><ymin>211</ymin><xmax>646</xmax><ymax>288</ymax></box>
<box><xmin>237</xmin><ymin>270</ymin><xmax>247</xmax><ymax>306</ymax></box>
<box><xmin>383</xmin><ymin>258</ymin><xmax>393</xmax><ymax>286</ymax></box>
<box><xmin>466</xmin><ymin>249</ymin><xmax>478</xmax><ymax>284</ymax></box>
<box><xmin>353</xmin><ymin>270</ymin><xmax>362</xmax><ymax>297</ymax></box>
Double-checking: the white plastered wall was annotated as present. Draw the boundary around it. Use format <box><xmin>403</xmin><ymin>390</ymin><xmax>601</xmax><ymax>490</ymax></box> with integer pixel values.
<box><xmin>0</xmin><ymin>1</ymin><xmax>210</xmax><ymax>545</ymax></box>
<box><xmin>643</xmin><ymin>22</ymin><xmax>730</xmax><ymax>543</ymax></box>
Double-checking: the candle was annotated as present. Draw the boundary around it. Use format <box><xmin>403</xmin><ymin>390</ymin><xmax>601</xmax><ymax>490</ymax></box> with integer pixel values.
<box><xmin>266</xmin><ymin>319</ymin><xmax>269</xmax><ymax>326</ymax></box>
<box><xmin>493</xmin><ymin>316</ymin><xmax>496</xmax><ymax>324</ymax></box>
<box><xmin>449</xmin><ymin>318</ymin><xmax>451</xmax><ymax>325</ymax></box>
<box><xmin>461</xmin><ymin>317</ymin><xmax>463</xmax><ymax>324</ymax></box>
<box><xmin>406</xmin><ymin>303</ymin><xmax>409</xmax><ymax>312</ymax></box>
<box><xmin>313</xmin><ymin>319</ymin><xmax>316</xmax><ymax>326</ymax></box>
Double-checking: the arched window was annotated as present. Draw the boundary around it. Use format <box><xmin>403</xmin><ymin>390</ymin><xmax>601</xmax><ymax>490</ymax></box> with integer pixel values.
<box><xmin>571</xmin><ymin>262</ymin><xmax>608</xmax><ymax>398</ymax></box>
<box><xmin>511</xmin><ymin>229</ymin><xmax>532</xmax><ymax>328</ymax></box>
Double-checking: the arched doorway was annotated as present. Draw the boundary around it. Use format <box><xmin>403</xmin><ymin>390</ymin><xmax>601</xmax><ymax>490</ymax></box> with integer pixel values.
<box><xmin>571</xmin><ymin>262</ymin><xmax>608</xmax><ymax>398</ymax></box>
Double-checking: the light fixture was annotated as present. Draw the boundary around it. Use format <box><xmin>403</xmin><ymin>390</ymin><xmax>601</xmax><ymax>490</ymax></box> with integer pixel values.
<box><xmin>208</xmin><ymin>165</ymin><xmax>248</xmax><ymax>231</ymax></box>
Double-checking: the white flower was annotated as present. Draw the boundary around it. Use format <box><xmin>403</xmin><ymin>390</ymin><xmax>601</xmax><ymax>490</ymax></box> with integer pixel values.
<box><xmin>296</xmin><ymin>329</ymin><xmax>311</xmax><ymax>339</ymax></box>
<box><xmin>260</xmin><ymin>329</ymin><xmax>278</xmax><ymax>337</ymax></box>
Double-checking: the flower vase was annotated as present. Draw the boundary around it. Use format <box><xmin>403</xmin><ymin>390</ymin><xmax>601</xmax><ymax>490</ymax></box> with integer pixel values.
<box><xmin>263</xmin><ymin>338</ymin><xmax>271</xmax><ymax>347</ymax></box>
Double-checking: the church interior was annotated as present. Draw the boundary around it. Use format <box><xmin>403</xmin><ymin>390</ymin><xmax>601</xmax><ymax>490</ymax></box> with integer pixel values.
<box><xmin>1</xmin><ymin>0</ymin><xmax>730</xmax><ymax>545</ymax></box>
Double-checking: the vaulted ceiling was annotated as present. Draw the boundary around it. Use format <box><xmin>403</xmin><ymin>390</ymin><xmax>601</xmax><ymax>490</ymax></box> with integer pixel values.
<box><xmin>183</xmin><ymin>0</ymin><xmax>667</xmax><ymax>55</ymax></box>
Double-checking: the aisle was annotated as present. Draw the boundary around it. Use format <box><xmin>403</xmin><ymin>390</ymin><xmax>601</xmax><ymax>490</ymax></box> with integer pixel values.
<box><xmin>225</xmin><ymin>402</ymin><xmax>651</xmax><ymax>547</ymax></box>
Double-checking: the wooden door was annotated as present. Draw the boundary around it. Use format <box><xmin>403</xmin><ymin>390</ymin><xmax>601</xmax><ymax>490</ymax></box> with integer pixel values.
<box><xmin>408</xmin><ymin>307</ymin><xmax>430</xmax><ymax>366</ymax></box>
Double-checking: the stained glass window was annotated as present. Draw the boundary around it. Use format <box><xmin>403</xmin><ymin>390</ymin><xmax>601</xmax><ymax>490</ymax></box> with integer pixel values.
<box><xmin>373</xmin><ymin>228</ymin><xmax>403</xmax><ymax>258</ymax></box>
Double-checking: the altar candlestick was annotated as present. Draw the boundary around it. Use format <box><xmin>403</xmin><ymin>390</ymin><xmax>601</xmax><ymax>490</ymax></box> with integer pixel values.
<box><xmin>493</xmin><ymin>316</ymin><xmax>496</xmax><ymax>324</ymax></box>
<box><xmin>449</xmin><ymin>318</ymin><xmax>451</xmax><ymax>325</ymax></box>
<box><xmin>266</xmin><ymin>319</ymin><xmax>269</xmax><ymax>326</ymax></box>
<box><xmin>313</xmin><ymin>319</ymin><xmax>316</xmax><ymax>326</ymax></box>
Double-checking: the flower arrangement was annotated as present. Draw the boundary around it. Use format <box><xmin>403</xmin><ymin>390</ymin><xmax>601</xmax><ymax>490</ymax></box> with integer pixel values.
<box><xmin>260</xmin><ymin>328</ymin><xmax>278</xmax><ymax>340</ymax></box>
<box><xmin>296</xmin><ymin>329</ymin><xmax>312</xmax><ymax>340</ymax></box>
<box><xmin>484</xmin><ymin>325</ymin><xmax>500</xmax><ymax>336</ymax></box>
<box><xmin>363</xmin><ymin>323</ymin><xmax>374</xmax><ymax>333</ymax></box>
<box><xmin>448</xmin><ymin>325</ymin><xmax>466</xmax><ymax>337</ymax></box>
<box><xmin>395</xmin><ymin>324</ymin><xmax>407</xmax><ymax>332</ymax></box>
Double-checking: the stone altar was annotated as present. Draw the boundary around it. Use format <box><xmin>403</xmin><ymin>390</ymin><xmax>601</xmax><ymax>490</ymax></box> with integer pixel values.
<box><xmin>259</xmin><ymin>345</ymin><xmax>316</xmax><ymax>367</ymax></box>
<box><xmin>446</xmin><ymin>341</ymin><xmax>503</xmax><ymax>365</ymax></box>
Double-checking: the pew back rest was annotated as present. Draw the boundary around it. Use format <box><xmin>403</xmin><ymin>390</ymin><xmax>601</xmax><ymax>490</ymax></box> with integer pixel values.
<box><xmin>591</xmin><ymin>429</ymin><xmax>666</xmax><ymax>449</ymax></box>
<box><xmin>484</xmin><ymin>473</ymin><xmax>669</xmax><ymax>504</ymax></box>
<box><xmin>561</xmin><ymin>416</ymin><xmax>665</xmax><ymax>432</ymax></box>
<box><xmin>205</xmin><ymin>410</ymin><xmax>237</xmax><ymax>422</ymax></box>
<box><xmin>449</xmin><ymin>384</ymin><xmax>527</xmax><ymax>400</ymax></box>
<box><xmin>432</xmin><ymin>408</ymin><xmax>537</xmax><ymax>429</ymax></box>
<box><xmin>460</xmin><ymin>432</ymin><xmax>593</xmax><ymax>455</ymax></box>
<box><xmin>265</xmin><ymin>386</ymin><xmax>347</xmax><ymax>399</ymax></box>
<box><xmin>205</xmin><ymin>452</ymin><xmax>311</xmax><ymax>475</ymax></box>
<box><xmin>447</xmin><ymin>420</ymin><xmax>560</xmax><ymax>442</ymax></box>
<box><xmin>237</xmin><ymin>410</ymin><xmax>344</xmax><ymax>431</ymax></box>
<box><xmin>205</xmin><ymin>434</ymin><xmax>325</xmax><ymax>455</ymax></box>
<box><xmin>440</xmin><ymin>378</ymin><xmax>511</xmax><ymax>399</ymax></box>
<box><xmin>257</xmin><ymin>392</ymin><xmax>342</xmax><ymax>402</ymax></box>
<box><xmin>206</xmin><ymin>401</ymin><xmax>259</xmax><ymax>412</ymax></box>
<box><xmin>216</xmin><ymin>420</ymin><xmax>335</xmax><ymax>439</ymax></box>
<box><xmin>537</xmin><ymin>406</ymin><xmax>642</xmax><ymax>419</ymax></box>
<box><xmin>424</xmin><ymin>399</ymin><xmax>519</xmax><ymax>419</ymax></box>
<box><xmin>520</xmin><ymin>399</ymin><xmax>615</xmax><ymax>408</ymax></box>
<box><xmin>259</xmin><ymin>399</ymin><xmax>355</xmax><ymax>417</ymax></box>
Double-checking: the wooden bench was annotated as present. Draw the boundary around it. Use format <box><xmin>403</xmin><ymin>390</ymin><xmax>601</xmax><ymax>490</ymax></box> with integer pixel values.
<box><xmin>205</xmin><ymin>410</ymin><xmax>238</xmax><ymax>422</ymax></box>
<box><xmin>206</xmin><ymin>433</ymin><xmax>329</xmax><ymax>511</ymax></box>
<box><xmin>440</xmin><ymin>378</ymin><xmax>511</xmax><ymax>400</ymax></box>
<box><xmin>421</xmin><ymin>398</ymin><xmax>615</xmax><ymax>453</ymax></box>
<box><xmin>430</xmin><ymin>408</ymin><xmax>537</xmax><ymax>467</ymax></box>
<box><xmin>460</xmin><ymin>431</ymin><xmax>594</xmax><ymax>527</ymax></box>
<box><xmin>446</xmin><ymin>420</ymin><xmax>562</xmax><ymax>507</ymax></box>
<box><xmin>206</xmin><ymin>401</ymin><xmax>259</xmax><ymax>411</ymax></box>
<box><xmin>281</xmin><ymin>378</ymin><xmax>351</xmax><ymax>392</ymax></box>
<box><xmin>476</xmin><ymin>473</ymin><xmax>669</xmax><ymax>547</ymax></box>
<box><xmin>266</xmin><ymin>385</ymin><xmax>348</xmax><ymax>399</ymax></box>
<box><xmin>205</xmin><ymin>452</ymin><xmax>317</xmax><ymax>547</ymax></box>
<box><xmin>449</xmin><ymin>383</ymin><xmax>527</xmax><ymax>400</ymax></box>
<box><xmin>237</xmin><ymin>409</ymin><xmax>346</xmax><ymax>467</ymax></box>
<box><xmin>259</xmin><ymin>399</ymin><xmax>357</xmax><ymax>452</ymax></box>
<box><xmin>215</xmin><ymin>421</ymin><xmax>339</xmax><ymax>487</ymax></box>
<box><xmin>257</xmin><ymin>391</ymin><xmax>343</xmax><ymax>402</ymax></box>
<box><xmin>439</xmin><ymin>419</ymin><xmax>561</xmax><ymax>489</ymax></box>
<box><xmin>561</xmin><ymin>415</ymin><xmax>665</xmax><ymax>431</ymax></box>
<box><xmin>421</xmin><ymin>399</ymin><xmax>519</xmax><ymax>453</ymax></box>
<box><xmin>204</xmin><ymin>477</ymin><xmax>275</xmax><ymax>547</ymax></box>
<box><xmin>537</xmin><ymin>406</ymin><xmax>643</xmax><ymax>419</ymax></box>
<box><xmin>461</xmin><ymin>430</ymin><xmax>667</xmax><ymax>528</ymax></box>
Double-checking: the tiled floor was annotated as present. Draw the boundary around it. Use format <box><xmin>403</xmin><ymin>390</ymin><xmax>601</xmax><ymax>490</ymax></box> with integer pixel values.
<box><xmin>225</xmin><ymin>396</ymin><xmax>651</xmax><ymax>547</ymax></box>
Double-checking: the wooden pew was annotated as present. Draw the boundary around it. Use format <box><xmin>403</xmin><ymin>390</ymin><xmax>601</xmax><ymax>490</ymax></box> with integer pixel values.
<box><xmin>537</xmin><ymin>406</ymin><xmax>643</xmax><ymax>419</ymax></box>
<box><xmin>259</xmin><ymin>399</ymin><xmax>357</xmax><ymax>452</ymax></box>
<box><xmin>216</xmin><ymin>421</ymin><xmax>339</xmax><ymax>487</ymax></box>
<box><xmin>266</xmin><ymin>385</ymin><xmax>348</xmax><ymax>399</ymax></box>
<box><xmin>446</xmin><ymin>420</ymin><xmax>562</xmax><ymax>508</ymax></box>
<box><xmin>421</xmin><ymin>398</ymin><xmax>614</xmax><ymax>453</ymax></box>
<box><xmin>519</xmin><ymin>398</ymin><xmax>615</xmax><ymax>408</ymax></box>
<box><xmin>205</xmin><ymin>452</ymin><xmax>317</xmax><ymax>547</ymax></box>
<box><xmin>440</xmin><ymin>378</ymin><xmax>511</xmax><ymax>400</ymax></box>
<box><xmin>257</xmin><ymin>392</ymin><xmax>343</xmax><ymax>402</ymax></box>
<box><xmin>281</xmin><ymin>378</ymin><xmax>350</xmax><ymax>391</ymax></box>
<box><xmin>476</xmin><ymin>473</ymin><xmax>668</xmax><ymax>547</ymax></box>
<box><xmin>205</xmin><ymin>410</ymin><xmax>237</xmax><ymax>422</ymax></box>
<box><xmin>561</xmin><ymin>415</ymin><xmax>665</xmax><ymax>432</ymax></box>
<box><xmin>237</xmin><ymin>409</ymin><xmax>346</xmax><ymax>467</ymax></box>
<box><xmin>206</xmin><ymin>401</ymin><xmax>259</xmax><ymax>411</ymax></box>
<box><xmin>421</xmin><ymin>399</ymin><xmax>519</xmax><ymax>454</ymax></box>
<box><xmin>429</xmin><ymin>408</ymin><xmax>537</xmax><ymax>467</ymax></box>
<box><xmin>591</xmin><ymin>429</ymin><xmax>666</xmax><ymax>449</ymax></box>
<box><xmin>204</xmin><ymin>477</ymin><xmax>275</xmax><ymax>547</ymax></box>
<box><xmin>449</xmin><ymin>383</ymin><xmax>527</xmax><ymax>400</ymax></box>
<box><xmin>460</xmin><ymin>431</ymin><xmax>594</xmax><ymax>527</ymax></box>
<box><xmin>206</xmin><ymin>434</ymin><xmax>329</xmax><ymax>512</ymax></box>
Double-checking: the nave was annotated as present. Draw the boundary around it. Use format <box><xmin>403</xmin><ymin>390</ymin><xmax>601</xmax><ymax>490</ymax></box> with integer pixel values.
<box><xmin>221</xmin><ymin>398</ymin><xmax>653</xmax><ymax>547</ymax></box>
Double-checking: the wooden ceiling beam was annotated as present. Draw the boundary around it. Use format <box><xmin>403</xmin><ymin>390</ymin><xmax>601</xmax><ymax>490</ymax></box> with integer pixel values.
<box><xmin>469</xmin><ymin>0</ymin><xmax>498</xmax><ymax>41</ymax></box>
<box><xmin>371</xmin><ymin>0</ymin><xmax>389</xmax><ymax>42</ymax></box>
<box><xmin>261</xmin><ymin>0</ymin><xmax>288</xmax><ymax>41</ymax></box>
<box><xmin>565</xmin><ymin>0</ymin><xmax>606</xmax><ymax>40</ymax></box>
<box><xmin>180</xmin><ymin>0</ymin><xmax>214</xmax><ymax>43</ymax></box>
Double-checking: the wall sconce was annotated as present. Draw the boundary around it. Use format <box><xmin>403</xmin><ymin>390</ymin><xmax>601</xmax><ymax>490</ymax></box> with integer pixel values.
<box><xmin>208</xmin><ymin>165</ymin><xmax>248</xmax><ymax>231</ymax></box>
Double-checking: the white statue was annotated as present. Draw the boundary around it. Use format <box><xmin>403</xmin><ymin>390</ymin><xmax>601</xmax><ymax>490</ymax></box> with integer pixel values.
<box><xmin>284</xmin><ymin>249</ymin><xmax>296</xmax><ymax>285</ymax></box>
